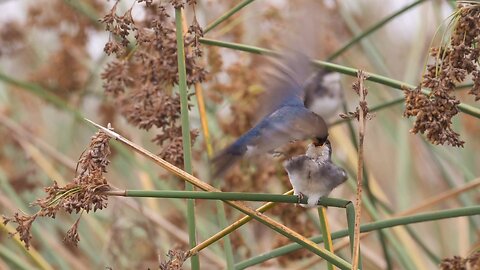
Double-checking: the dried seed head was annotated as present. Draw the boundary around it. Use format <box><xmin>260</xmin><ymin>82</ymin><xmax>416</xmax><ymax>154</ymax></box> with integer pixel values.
<box><xmin>469</xmin><ymin>70</ymin><xmax>480</xmax><ymax>101</ymax></box>
<box><xmin>64</xmin><ymin>216</ymin><xmax>81</xmax><ymax>246</ymax></box>
<box><xmin>169</xmin><ymin>0</ymin><xmax>185</xmax><ymax>9</ymax></box>
<box><xmin>405</xmin><ymin>3</ymin><xmax>480</xmax><ymax>147</ymax></box>
<box><xmin>439</xmin><ymin>250</ymin><xmax>480</xmax><ymax>270</ymax></box>
<box><xmin>0</xmin><ymin>21</ymin><xmax>26</xmax><ymax>56</ymax></box>
<box><xmin>159</xmin><ymin>249</ymin><xmax>187</xmax><ymax>270</ymax></box>
<box><xmin>4</xmin><ymin>128</ymin><xmax>113</xmax><ymax>249</ymax></box>
<box><xmin>2</xmin><ymin>213</ymin><xmax>38</xmax><ymax>250</ymax></box>
<box><xmin>100</xmin><ymin>2</ymin><xmax>206</xmax><ymax>166</ymax></box>
<box><xmin>403</xmin><ymin>87</ymin><xmax>464</xmax><ymax>147</ymax></box>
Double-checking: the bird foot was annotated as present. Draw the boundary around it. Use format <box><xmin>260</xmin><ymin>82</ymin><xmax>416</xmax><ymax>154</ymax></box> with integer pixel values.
<box><xmin>297</xmin><ymin>192</ymin><xmax>305</xmax><ymax>204</ymax></box>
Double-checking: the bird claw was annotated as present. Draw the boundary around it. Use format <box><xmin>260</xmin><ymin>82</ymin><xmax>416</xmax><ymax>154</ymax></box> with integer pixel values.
<box><xmin>297</xmin><ymin>192</ymin><xmax>305</xmax><ymax>204</ymax></box>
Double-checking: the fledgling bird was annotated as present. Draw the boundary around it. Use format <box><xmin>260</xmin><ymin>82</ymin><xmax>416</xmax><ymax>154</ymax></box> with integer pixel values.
<box><xmin>283</xmin><ymin>140</ymin><xmax>347</xmax><ymax>208</ymax></box>
<box><xmin>211</xmin><ymin>53</ymin><xmax>329</xmax><ymax>178</ymax></box>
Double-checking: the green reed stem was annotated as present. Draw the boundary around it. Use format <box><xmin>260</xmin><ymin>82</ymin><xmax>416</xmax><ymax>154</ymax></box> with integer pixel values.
<box><xmin>317</xmin><ymin>207</ymin><xmax>335</xmax><ymax>270</ymax></box>
<box><xmin>121</xmin><ymin>190</ymin><xmax>349</xmax><ymax>207</ymax></box>
<box><xmin>0</xmin><ymin>72</ymin><xmax>83</xmax><ymax>120</ymax></box>
<box><xmin>0</xmin><ymin>174</ymin><xmax>56</xmax><ymax>270</ymax></box>
<box><xmin>199</xmin><ymin>38</ymin><xmax>480</xmax><ymax>119</ymax></box>
<box><xmin>205</xmin><ymin>0</ymin><xmax>256</xmax><ymax>33</ymax></box>
<box><xmin>235</xmin><ymin>205</ymin><xmax>480</xmax><ymax>269</ymax></box>
<box><xmin>175</xmin><ymin>8</ymin><xmax>199</xmax><ymax>270</ymax></box>
<box><xmin>328</xmin><ymin>0</ymin><xmax>427</xmax><ymax>61</ymax></box>
<box><xmin>63</xmin><ymin>0</ymin><xmax>101</xmax><ymax>26</ymax></box>
<box><xmin>0</xmin><ymin>244</ymin><xmax>35</xmax><ymax>270</ymax></box>
<box><xmin>346</xmin><ymin>203</ymin><xmax>356</xmax><ymax>258</ymax></box>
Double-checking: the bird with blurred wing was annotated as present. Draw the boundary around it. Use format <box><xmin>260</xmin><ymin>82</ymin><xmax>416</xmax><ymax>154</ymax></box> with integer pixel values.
<box><xmin>211</xmin><ymin>52</ymin><xmax>344</xmax><ymax>179</ymax></box>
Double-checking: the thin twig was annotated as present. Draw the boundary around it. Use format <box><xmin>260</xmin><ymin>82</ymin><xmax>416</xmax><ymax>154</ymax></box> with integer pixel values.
<box><xmin>351</xmin><ymin>70</ymin><xmax>370</xmax><ymax>269</ymax></box>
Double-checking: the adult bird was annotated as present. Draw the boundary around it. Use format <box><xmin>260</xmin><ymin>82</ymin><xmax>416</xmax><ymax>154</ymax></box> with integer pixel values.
<box><xmin>304</xmin><ymin>70</ymin><xmax>344</xmax><ymax>121</ymax></box>
<box><xmin>211</xmin><ymin>52</ymin><xmax>329</xmax><ymax>178</ymax></box>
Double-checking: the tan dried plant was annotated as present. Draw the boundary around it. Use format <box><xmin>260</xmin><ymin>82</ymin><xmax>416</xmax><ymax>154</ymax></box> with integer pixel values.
<box><xmin>100</xmin><ymin>0</ymin><xmax>205</xmax><ymax>167</ymax></box>
<box><xmin>3</xmin><ymin>128</ymin><xmax>113</xmax><ymax>248</ymax></box>
<box><xmin>404</xmin><ymin>2</ymin><xmax>480</xmax><ymax>147</ymax></box>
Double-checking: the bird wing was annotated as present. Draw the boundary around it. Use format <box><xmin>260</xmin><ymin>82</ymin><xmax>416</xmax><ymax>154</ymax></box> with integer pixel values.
<box><xmin>211</xmin><ymin>106</ymin><xmax>327</xmax><ymax>178</ymax></box>
<box><xmin>314</xmin><ymin>161</ymin><xmax>348</xmax><ymax>190</ymax></box>
<box><xmin>248</xmin><ymin>106</ymin><xmax>327</xmax><ymax>154</ymax></box>
<box><xmin>257</xmin><ymin>52</ymin><xmax>312</xmax><ymax>119</ymax></box>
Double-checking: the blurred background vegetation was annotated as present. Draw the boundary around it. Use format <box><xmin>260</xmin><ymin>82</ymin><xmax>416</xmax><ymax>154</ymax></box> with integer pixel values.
<box><xmin>0</xmin><ymin>0</ymin><xmax>479</xmax><ymax>269</ymax></box>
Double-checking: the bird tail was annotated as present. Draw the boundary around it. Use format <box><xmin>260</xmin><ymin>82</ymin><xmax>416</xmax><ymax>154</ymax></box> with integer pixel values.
<box><xmin>211</xmin><ymin>145</ymin><xmax>244</xmax><ymax>179</ymax></box>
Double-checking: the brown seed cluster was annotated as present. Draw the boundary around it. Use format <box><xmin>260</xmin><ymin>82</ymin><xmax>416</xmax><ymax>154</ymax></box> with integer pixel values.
<box><xmin>159</xmin><ymin>249</ymin><xmax>187</xmax><ymax>270</ymax></box>
<box><xmin>340</xmin><ymin>71</ymin><xmax>372</xmax><ymax>121</ymax></box>
<box><xmin>2</xmin><ymin>129</ymin><xmax>112</xmax><ymax>249</ymax></box>
<box><xmin>404</xmin><ymin>86</ymin><xmax>463</xmax><ymax>146</ymax></box>
<box><xmin>404</xmin><ymin>3</ymin><xmax>480</xmax><ymax>147</ymax></box>
<box><xmin>100</xmin><ymin>1</ymin><xmax>205</xmax><ymax>167</ymax></box>
<box><xmin>439</xmin><ymin>250</ymin><xmax>480</xmax><ymax>270</ymax></box>
<box><xmin>27</xmin><ymin>0</ymin><xmax>104</xmax><ymax>98</ymax></box>
<box><xmin>0</xmin><ymin>0</ymin><xmax>104</xmax><ymax>99</ymax></box>
<box><xmin>0</xmin><ymin>22</ymin><xmax>26</xmax><ymax>56</ymax></box>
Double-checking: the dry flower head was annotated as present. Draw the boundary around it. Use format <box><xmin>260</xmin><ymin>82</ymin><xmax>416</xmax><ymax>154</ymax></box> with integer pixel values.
<box><xmin>3</xmin><ymin>128</ymin><xmax>113</xmax><ymax>249</ymax></box>
<box><xmin>340</xmin><ymin>70</ymin><xmax>373</xmax><ymax>121</ymax></box>
<box><xmin>439</xmin><ymin>250</ymin><xmax>480</xmax><ymax>270</ymax></box>
<box><xmin>404</xmin><ymin>3</ymin><xmax>480</xmax><ymax>147</ymax></box>
<box><xmin>159</xmin><ymin>249</ymin><xmax>187</xmax><ymax>270</ymax></box>
<box><xmin>100</xmin><ymin>1</ymin><xmax>205</xmax><ymax>167</ymax></box>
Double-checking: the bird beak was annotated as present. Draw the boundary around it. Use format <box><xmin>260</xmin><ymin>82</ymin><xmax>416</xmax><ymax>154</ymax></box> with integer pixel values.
<box><xmin>313</xmin><ymin>137</ymin><xmax>326</xmax><ymax>146</ymax></box>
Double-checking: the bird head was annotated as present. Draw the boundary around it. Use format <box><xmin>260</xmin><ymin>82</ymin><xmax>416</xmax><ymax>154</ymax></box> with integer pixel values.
<box><xmin>306</xmin><ymin>139</ymin><xmax>332</xmax><ymax>160</ymax></box>
<box><xmin>313</xmin><ymin>134</ymin><xmax>328</xmax><ymax>147</ymax></box>
<box><xmin>303</xmin><ymin>70</ymin><xmax>344</xmax><ymax>120</ymax></box>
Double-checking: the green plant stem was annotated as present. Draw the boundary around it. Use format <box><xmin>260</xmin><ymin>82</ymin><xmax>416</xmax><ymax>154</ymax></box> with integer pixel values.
<box><xmin>199</xmin><ymin>38</ymin><xmax>480</xmax><ymax>119</ymax></box>
<box><xmin>337</xmin><ymin>2</ymin><xmax>390</xmax><ymax>75</ymax></box>
<box><xmin>214</xmin><ymin>198</ymin><xmax>235</xmax><ymax>269</ymax></box>
<box><xmin>317</xmin><ymin>207</ymin><xmax>334</xmax><ymax>270</ymax></box>
<box><xmin>0</xmin><ymin>244</ymin><xmax>35</xmax><ymax>270</ymax></box>
<box><xmin>0</xmin><ymin>171</ymin><xmax>68</xmax><ymax>269</ymax></box>
<box><xmin>0</xmin><ymin>223</ymin><xmax>54</xmax><ymax>270</ymax></box>
<box><xmin>427</xmin><ymin>143</ymin><xmax>480</xmax><ymax>230</ymax></box>
<box><xmin>174</xmin><ymin>8</ymin><xmax>199</xmax><ymax>270</ymax></box>
<box><xmin>343</xmin><ymin>204</ymin><xmax>355</xmax><ymax>256</ymax></box>
<box><xmin>0</xmin><ymin>72</ymin><xmax>83</xmax><ymax>120</ymax></box>
<box><xmin>328</xmin><ymin>0</ymin><xmax>427</xmax><ymax>61</ymax></box>
<box><xmin>116</xmin><ymin>190</ymin><xmax>350</xmax><ymax>207</ymax></box>
<box><xmin>63</xmin><ymin>0</ymin><xmax>101</xmax><ymax>26</ymax></box>
<box><xmin>235</xmin><ymin>205</ymin><xmax>480</xmax><ymax>269</ymax></box>
<box><xmin>204</xmin><ymin>0</ymin><xmax>256</xmax><ymax>33</ymax></box>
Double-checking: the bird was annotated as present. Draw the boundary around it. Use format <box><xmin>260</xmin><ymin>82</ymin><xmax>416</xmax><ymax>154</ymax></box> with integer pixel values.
<box><xmin>211</xmin><ymin>52</ymin><xmax>329</xmax><ymax>178</ymax></box>
<box><xmin>283</xmin><ymin>140</ymin><xmax>348</xmax><ymax>208</ymax></box>
<box><xmin>304</xmin><ymin>69</ymin><xmax>344</xmax><ymax>121</ymax></box>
